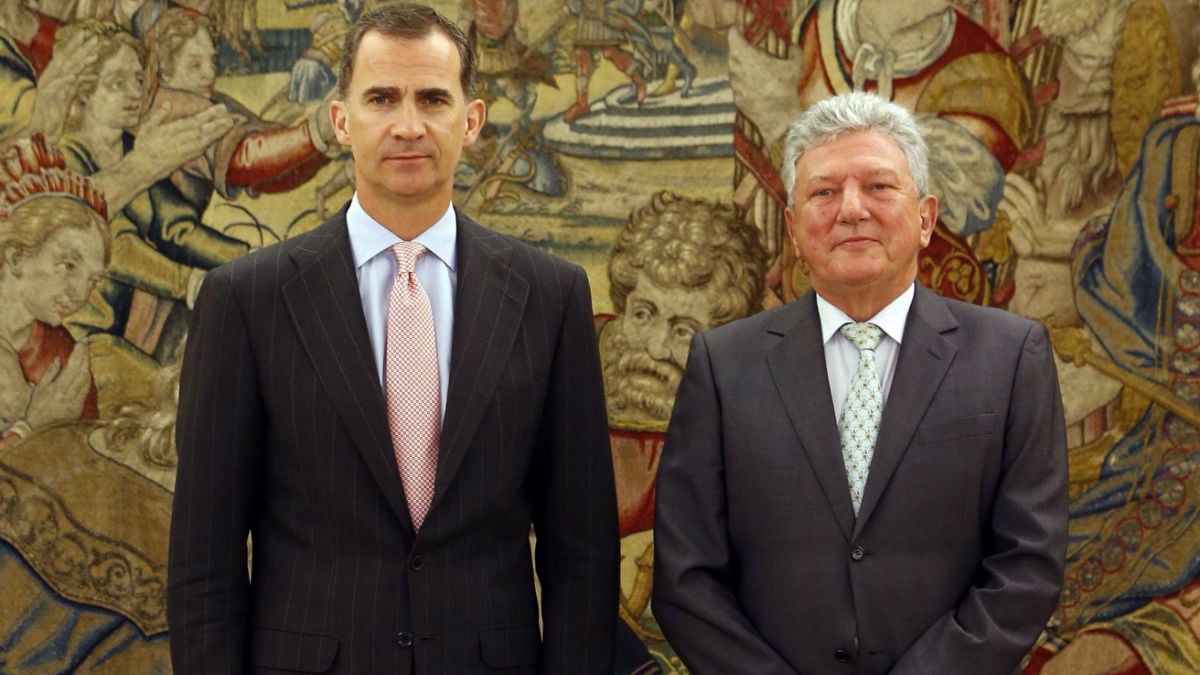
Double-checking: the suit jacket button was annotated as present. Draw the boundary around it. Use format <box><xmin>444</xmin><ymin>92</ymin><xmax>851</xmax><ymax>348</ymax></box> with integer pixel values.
<box><xmin>398</xmin><ymin>632</ymin><xmax>414</xmax><ymax>647</ymax></box>
<box><xmin>850</xmin><ymin>545</ymin><xmax>865</xmax><ymax>561</ymax></box>
<box><xmin>834</xmin><ymin>649</ymin><xmax>850</xmax><ymax>662</ymax></box>
<box><xmin>410</xmin><ymin>555</ymin><xmax>424</xmax><ymax>571</ymax></box>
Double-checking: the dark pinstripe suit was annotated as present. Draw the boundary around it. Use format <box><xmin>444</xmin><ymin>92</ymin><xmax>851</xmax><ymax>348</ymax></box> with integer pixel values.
<box><xmin>167</xmin><ymin>208</ymin><xmax>619</xmax><ymax>674</ymax></box>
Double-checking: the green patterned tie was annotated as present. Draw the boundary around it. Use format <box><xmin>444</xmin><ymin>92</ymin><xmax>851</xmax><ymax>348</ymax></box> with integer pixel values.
<box><xmin>839</xmin><ymin>322</ymin><xmax>884</xmax><ymax>516</ymax></box>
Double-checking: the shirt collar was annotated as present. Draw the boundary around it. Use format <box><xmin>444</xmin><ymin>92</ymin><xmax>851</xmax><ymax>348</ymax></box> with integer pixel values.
<box><xmin>816</xmin><ymin>283</ymin><xmax>915</xmax><ymax>345</ymax></box>
<box><xmin>345</xmin><ymin>194</ymin><xmax>458</xmax><ymax>271</ymax></box>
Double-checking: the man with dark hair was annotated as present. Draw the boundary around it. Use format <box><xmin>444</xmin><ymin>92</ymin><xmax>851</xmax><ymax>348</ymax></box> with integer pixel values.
<box><xmin>167</xmin><ymin>4</ymin><xmax>618</xmax><ymax>674</ymax></box>
<box><xmin>654</xmin><ymin>92</ymin><xmax>1068</xmax><ymax>674</ymax></box>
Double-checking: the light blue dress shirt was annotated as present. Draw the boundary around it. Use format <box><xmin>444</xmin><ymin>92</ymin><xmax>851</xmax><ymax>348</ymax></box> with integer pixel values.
<box><xmin>817</xmin><ymin>283</ymin><xmax>914</xmax><ymax>423</ymax></box>
<box><xmin>346</xmin><ymin>194</ymin><xmax>456</xmax><ymax>421</ymax></box>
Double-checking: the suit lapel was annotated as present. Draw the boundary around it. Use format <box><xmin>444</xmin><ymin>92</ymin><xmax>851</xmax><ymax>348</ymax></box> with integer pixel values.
<box><xmin>766</xmin><ymin>294</ymin><xmax>855</xmax><ymax>541</ymax></box>
<box><xmin>854</xmin><ymin>285</ymin><xmax>958</xmax><ymax>533</ymax></box>
<box><xmin>433</xmin><ymin>214</ymin><xmax>528</xmax><ymax>506</ymax></box>
<box><xmin>281</xmin><ymin>215</ymin><xmax>417</xmax><ymax>536</ymax></box>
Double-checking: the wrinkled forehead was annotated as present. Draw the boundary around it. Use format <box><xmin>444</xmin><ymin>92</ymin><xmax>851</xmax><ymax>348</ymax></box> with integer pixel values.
<box><xmin>798</xmin><ymin>130</ymin><xmax>913</xmax><ymax>176</ymax></box>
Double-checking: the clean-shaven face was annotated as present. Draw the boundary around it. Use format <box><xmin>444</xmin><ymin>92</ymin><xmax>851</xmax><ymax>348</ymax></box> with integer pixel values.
<box><xmin>330</xmin><ymin>30</ymin><xmax>484</xmax><ymax>214</ymax></box>
<box><xmin>786</xmin><ymin>128</ymin><xmax>936</xmax><ymax>306</ymax></box>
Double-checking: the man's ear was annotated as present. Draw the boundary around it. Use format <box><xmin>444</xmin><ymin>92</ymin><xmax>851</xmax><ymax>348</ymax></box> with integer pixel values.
<box><xmin>330</xmin><ymin>99</ymin><xmax>351</xmax><ymax>146</ymax></box>
<box><xmin>462</xmin><ymin>98</ymin><xmax>486</xmax><ymax>146</ymax></box>
<box><xmin>917</xmin><ymin>193</ymin><xmax>938</xmax><ymax>248</ymax></box>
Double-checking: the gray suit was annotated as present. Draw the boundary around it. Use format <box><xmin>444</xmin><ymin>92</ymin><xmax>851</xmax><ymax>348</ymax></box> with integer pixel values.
<box><xmin>168</xmin><ymin>209</ymin><xmax>619</xmax><ymax>674</ymax></box>
<box><xmin>653</xmin><ymin>284</ymin><xmax>1067</xmax><ymax>674</ymax></box>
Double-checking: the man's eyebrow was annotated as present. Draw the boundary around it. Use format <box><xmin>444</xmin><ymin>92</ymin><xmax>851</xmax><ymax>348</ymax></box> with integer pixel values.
<box><xmin>360</xmin><ymin>86</ymin><xmax>456</xmax><ymax>102</ymax></box>
<box><xmin>804</xmin><ymin>168</ymin><xmax>902</xmax><ymax>184</ymax></box>
<box><xmin>362</xmin><ymin>85</ymin><xmax>401</xmax><ymax>100</ymax></box>
<box><xmin>864</xmin><ymin>168</ymin><xmax>902</xmax><ymax>181</ymax></box>
<box><xmin>417</xmin><ymin>86</ymin><xmax>455</xmax><ymax>101</ymax></box>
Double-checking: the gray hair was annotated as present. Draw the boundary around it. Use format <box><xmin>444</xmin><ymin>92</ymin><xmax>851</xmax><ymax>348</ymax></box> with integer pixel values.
<box><xmin>780</xmin><ymin>92</ymin><xmax>930</xmax><ymax>207</ymax></box>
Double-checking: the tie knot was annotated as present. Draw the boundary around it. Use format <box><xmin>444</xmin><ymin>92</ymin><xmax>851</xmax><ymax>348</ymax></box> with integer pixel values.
<box><xmin>841</xmin><ymin>322</ymin><xmax>883</xmax><ymax>352</ymax></box>
<box><xmin>391</xmin><ymin>241</ymin><xmax>427</xmax><ymax>274</ymax></box>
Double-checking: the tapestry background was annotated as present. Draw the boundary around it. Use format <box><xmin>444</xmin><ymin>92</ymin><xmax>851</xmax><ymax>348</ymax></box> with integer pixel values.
<box><xmin>2</xmin><ymin>0</ymin><xmax>1199</xmax><ymax>672</ymax></box>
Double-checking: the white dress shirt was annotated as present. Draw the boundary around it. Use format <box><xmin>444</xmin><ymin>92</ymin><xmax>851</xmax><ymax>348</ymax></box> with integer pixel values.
<box><xmin>346</xmin><ymin>194</ymin><xmax>456</xmax><ymax>421</ymax></box>
<box><xmin>816</xmin><ymin>284</ymin><xmax>914</xmax><ymax>423</ymax></box>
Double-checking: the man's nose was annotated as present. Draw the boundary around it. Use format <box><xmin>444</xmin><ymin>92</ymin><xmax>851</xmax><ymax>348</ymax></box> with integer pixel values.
<box><xmin>391</xmin><ymin>103</ymin><xmax>425</xmax><ymax>139</ymax></box>
<box><xmin>837</xmin><ymin>184</ymin><xmax>869</xmax><ymax>222</ymax></box>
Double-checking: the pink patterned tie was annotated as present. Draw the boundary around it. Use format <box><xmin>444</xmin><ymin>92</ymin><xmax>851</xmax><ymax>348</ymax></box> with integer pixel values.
<box><xmin>385</xmin><ymin>241</ymin><xmax>441</xmax><ymax>531</ymax></box>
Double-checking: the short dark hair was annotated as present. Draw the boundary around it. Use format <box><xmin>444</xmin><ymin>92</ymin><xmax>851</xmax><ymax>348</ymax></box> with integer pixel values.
<box><xmin>336</xmin><ymin>3</ymin><xmax>477</xmax><ymax>101</ymax></box>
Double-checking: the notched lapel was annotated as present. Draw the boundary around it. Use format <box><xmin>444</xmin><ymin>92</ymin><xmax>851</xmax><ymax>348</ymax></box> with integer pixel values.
<box><xmin>855</xmin><ymin>287</ymin><xmax>958</xmax><ymax>531</ymax></box>
<box><xmin>281</xmin><ymin>219</ymin><xmax>416</xmax><ymax>536</ymax></box>
<box><xmin>766</xmin><ymin>296</ymin><xmax>855</xmax><ymax>541</ymax></box>
<box><xmin>433</xmin><ymin>219</ymin><xmax>529</xmax><ymax>508</ymax></box>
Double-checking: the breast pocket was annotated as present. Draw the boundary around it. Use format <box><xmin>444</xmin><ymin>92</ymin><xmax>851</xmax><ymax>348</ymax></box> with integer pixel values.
<box><xmin>915</xmin><ymin>412</ymin><xmax>1001</xmax><ymax>447</ymax></box>
<box><xmin>901</xmin><ymin>413</ymin><xmax>1003</xmax><ymax>531</ymax></box>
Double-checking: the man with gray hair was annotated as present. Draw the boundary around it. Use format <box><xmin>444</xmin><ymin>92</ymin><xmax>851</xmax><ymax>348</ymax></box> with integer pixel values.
<box><xmin>653</xmin><ymin>91</ymin><xmax>1068</xmax><ymax>674</ymax></box>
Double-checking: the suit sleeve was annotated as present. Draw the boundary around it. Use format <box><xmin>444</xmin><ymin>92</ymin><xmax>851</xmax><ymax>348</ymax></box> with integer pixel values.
<box><xmin>889</xmin><ymin>322</ymin><xmax>1068</xmax><ymax>674</ymax></box>
<box><xmin>653</xmin><ymin>334</ymin><xmax>802</xmax><ymax>675</ymax></box>
<box><xmin>530</xmin><ymin>267</ymin><xmax>620</xmax><ymax>675</ymax></box>
<box><xmin>168</xmin><ymin>267</ymin><xmax>265</xmax><ymax>675</ymax></box>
